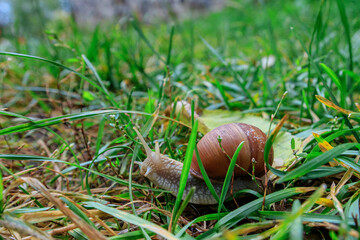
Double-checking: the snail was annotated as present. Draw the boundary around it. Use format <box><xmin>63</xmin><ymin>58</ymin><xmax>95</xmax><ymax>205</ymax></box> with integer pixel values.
<box><xmin>134</xmin><ymin>123</ymin><xmax>274</xmax><ymax>205</ymax></box>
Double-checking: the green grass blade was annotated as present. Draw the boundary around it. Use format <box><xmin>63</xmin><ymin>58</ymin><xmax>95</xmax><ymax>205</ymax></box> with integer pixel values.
<box><xmin>319</xmin><ymin>63</ymin><xmax>344</xmax><ymax>95</ymax></box>
<box><xmin>197</xmin><ymin>187</ymin><xmax>315</xmax><ymax>239</ymax></box>
<box><xmin>200</xmin><ymin>36</ymin><xmax>256</xmax><ymax>107</ymax></box>
<box><xmin>200</xmin><ymin>36</ymin><xmax>226</xmax><ymax>65</ymax></box>
<box><xmin>271</xmin><ymin>185</ymin><xmax>325</xmax><ymax>239</ymax></box>
<box><xmin>69</xmin><ymin>229</ymin><xmax>88</xmax><ymax>240</ymax></box>
<box><xmin>217</xmin><ymin>141</ymin><xmax>244</xmax><ymax>216</ymax></box>
<box><xmin>166</xmin><ymin>25</ymin><xmax>175</xmax><ymax>66</ymax></box>
<box><xmin>299</xmin><ymin>166</ymin><xmax>345</xmax><ymax>180</ymax></box>
<box><xmin>309</xmin><ymin>127</ymin><xmax>360</xmax><ymax>154</ymax></box>
<box><xmin>338</xmin><ymin>157</ymin><xmax>360</xmax><ymax>173</ymax></box>
<box><xmin>82</xmin><ymin>54</ymin><xmax>118</xmax><ymax>108</ymax></box>
<box><xmin>0</xmin><ymin>51</ymin><xmax>106</xmax><ymax>96</ymax></box>
<box><xmin>95</xmin><ymin>116</ymin><xmax>106</xmax><ymax>156</ymax></box>
<box><xmin>344</xmin><ymin>194</ymin><xmax>359</xmax><ymax>219</ymax></box>
<box><xmin>319</xmin><ymin>63</ymin><xmax>345</xmax><ymax>106</ymax></box>
<box><xmin>217</xmin><ymin>187</ymin><xmax>316</xmax><ymax>228</ymax></box>
<box><xmin>131</xmin><ymin>19</ymin><xmax>164</xmax><ymax>63</ymax></box>
<box><xmin>290</xmin><ymin>200</ymin><xmax>303</xmax><ymax>240</ymax></box>
<box><xmin>264</xmin><ymin>121</ymin><xmax>287</xmax><ymax>177</ymax></box>
<box><xmin>171</xmin><ymin>120</ymin><xmax>198</xmax><ymax>231</ymax></box>
<box><xmin>213</xmin><ymin>78</ymin><xmax>231</xmax><ymax>110</ymax></box>
<box><xmin>336</xmin><ymin>0</ymin><xmax>353</xmax><ymax>73</ymax></box>
<box><xmin>60</xmin><ymin>197</ymin><xmax>96</xmax><ymax>228</ymax></box>
<box><xmin>172</xmin><ymin>187</ymin><xmax>195</xmax><ymax>233</ymax></box>
<box><xmin>108</xmin><ymin>229</ymin><xmax>156</xmax><ymax>240</ymax></box>
<box><xmin>349</xmin><ymin>113</ymin><xmax>360</xmax><ymax>119</ymax></box>
<box><xmin>0</xmin><ymin>109</ymin><xmax>187</xmax><ymax>137</ymax></box>
<box><xmin>0</xmin><ymin>169</ymin><xmax>3</xmax><ymax>213</ymax></box>
<box><xmin>307</xmin><ymin>0</ymin><xmax>325</xmax><ymax>107</ymax></box>
<box><xmin>259</xmin><ymin>211</ymin><xmax>356</xmax><ymax>226</ymax></box>
<box><xmin>176</xmin><ymin>212</ymin><xmax>227</xmax><ymax>238</ymax></box>
<box><xmin>277</xmin><ymin>143</ymin><xmax>359</xmax><ymax>183</ymax></box>
<box><xmin>85</xmin><ymin>202</ymin><xmax>178</xmax><ymax>240</ymax></box>
<box><xmin>0</xmin><ymin>154</ymin><xmax>160</xmax><ymax>191</ymax></box>
<box><xmin>86</xmin><ymin>26</ymin><xmax>100</xmax><ymax>62</ymax></box>
<box><xmin>291</xmin><ymin>28</ymin><xmax>360</xmax><ymax>142</ymax></box>
<box><xmin>0</xmin><ymin>110</ymin><xmax>150</xmax><ymax>136</ymax></box>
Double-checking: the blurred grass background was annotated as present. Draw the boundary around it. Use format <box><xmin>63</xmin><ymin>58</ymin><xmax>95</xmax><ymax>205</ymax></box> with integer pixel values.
<box><xmin>0</xmin><ymin>0</ymin><xmax>360</xmax><ymax>239</ymax></box>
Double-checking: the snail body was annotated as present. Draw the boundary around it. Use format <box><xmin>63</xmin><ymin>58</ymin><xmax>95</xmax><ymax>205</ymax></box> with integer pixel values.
<box><xmin>134</xmin><ymin>123</ymin><xmax>273</xmax><ymax>205</ymax></box>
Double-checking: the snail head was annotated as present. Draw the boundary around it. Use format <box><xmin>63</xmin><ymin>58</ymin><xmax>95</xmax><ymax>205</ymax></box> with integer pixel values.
<box><xmin>133</xmin><ymin>127</ymin><xmax>162</xmax><ymax>178</ymax></box>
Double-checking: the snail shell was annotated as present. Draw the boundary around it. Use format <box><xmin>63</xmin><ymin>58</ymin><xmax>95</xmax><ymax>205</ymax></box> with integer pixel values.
<box><xmin>190</xmin><ymin>123</ymin><xmax>274</xmax><ymax>180</ymax></box>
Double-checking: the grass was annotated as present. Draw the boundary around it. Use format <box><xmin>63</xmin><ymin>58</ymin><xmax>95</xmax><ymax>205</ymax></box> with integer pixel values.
<box><xmin>0</xmin><ymin>0</ymin><xmax>360</xmax><ymax>239</ymax></box>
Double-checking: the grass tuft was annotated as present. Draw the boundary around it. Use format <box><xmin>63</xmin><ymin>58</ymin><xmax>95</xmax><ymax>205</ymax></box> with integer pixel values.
<box><xmin>0</xmin><ymin>0</ymin><xmax>360</xmax><ymax>238</ymax></box>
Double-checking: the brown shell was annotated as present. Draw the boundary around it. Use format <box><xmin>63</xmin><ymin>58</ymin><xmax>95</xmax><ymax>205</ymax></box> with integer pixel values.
<box><xmin>191</xmin><ymin>123</ymin><xmax>274</xmax><ymax>180</ymax></box>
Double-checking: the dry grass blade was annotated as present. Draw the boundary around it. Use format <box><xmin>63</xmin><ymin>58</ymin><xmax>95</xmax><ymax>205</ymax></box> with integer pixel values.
<box><xmin>316</xmin><ymin>95</ymin><xmax>352</xmax><ymax>114</ymax></box>
<box><xmin>20</xmin><ymin>209</ymin><xmax>110</xmax><ymax>224</ymax></box>
<box><xmin>1</xmin><ymin>1</ymin><xmax>360</xmax><ymax>238</ymax></box>
<box><xmin>62</xmin><ymin>196</ymin><xmax>117</xmax><ymax>236</ymax></box>
<box><xmin>47</xmin><ymin>223</ymin><xmax>78</xmax><ymax>236</ymax></box>
<box><xmin>86</xmin><ymin>201</ymin><xmax>179</xmax><ymax>240</ymax></box>
<box><xmin>335</xmin><ymin>155</ymin><xmax>360</xmax><ymax>194</ymax></box>
<box><xmin>262</xmin><ymin>185</ymin><xmax>326</xmax><ymax>239</ymax></box>
<box><xmin>307</xmin><ymin>222</ymin><xmax>359</xmax><ymax>238</ymax></box>
<box><xmin>315</xmin><ymin>198</ymin><xmax>334</xmax><ymax>208</ymax></box>
<box><xmin>21</xmin><ymin>210</ymin><xmax>65</xmax><ymax>223</ymax></box>
<box><xmin>16</xmin><ymin>177</ymin><xmax>107</xmax><ymax>240</ymax></box>
<box><xmin>313</xmin><ymin>133</ymin><xmax>360</xmax><ymax>185</ymax></box>
<box><xmin>312</xmin><ymin>132</ymin><xmax>345</xmax><ymax>168</ymax></box>
<box><xmin>312</xmin><ymin>132</ymin><xmax>335</xmax><ymax>152</ymax></box>
<box><xmin>225</xmin><ymin>221</ymin><xmax>280</xmax><ymax>236</ymax></box>
<box><xmin>330</xmin><ymin>183</ymin><xmax>345</xmax><ymax>219</ymax></box>
<box><xmin>0</xmin><ymin>214</ymin><xmax>53</xmax><ymax>240</ymax></box>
